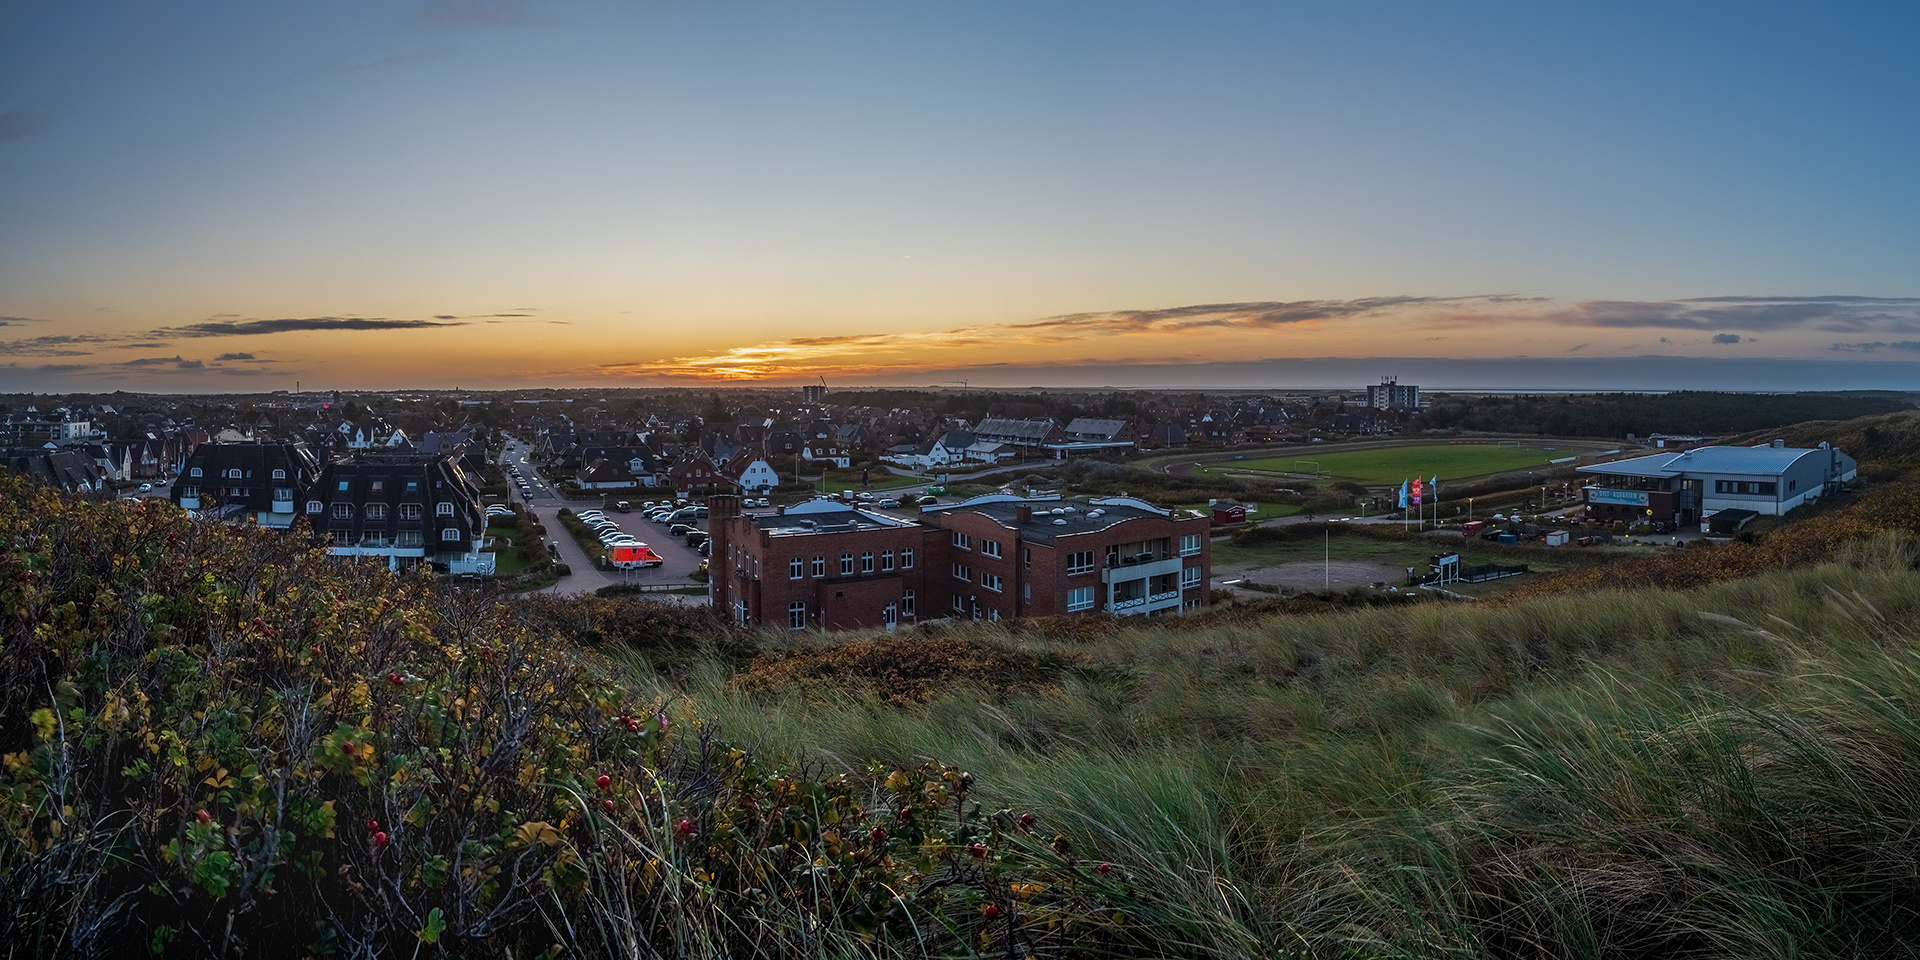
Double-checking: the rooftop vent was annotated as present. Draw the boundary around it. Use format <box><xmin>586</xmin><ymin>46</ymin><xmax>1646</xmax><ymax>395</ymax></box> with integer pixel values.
<box><xmin>1053</xmin><ymin>518</ymin><xmax>1068</xmax><ymax>525</ymax></box>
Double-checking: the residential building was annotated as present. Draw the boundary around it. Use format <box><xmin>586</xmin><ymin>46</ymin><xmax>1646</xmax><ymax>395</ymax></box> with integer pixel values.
<box><xmin>708</xmin><ymin>493</ymin><xmax>1211</xmax><ymax>632</ymax></box>
<box><xmin>1576</xmin><ymin>440</ymin><xmax>1857</xmax><ymax>527</ymax></box>
<box><xmin>720</xmin><ymin>455</ymin><xmax>782</xmax><ymax>495</ymax></box>
<box><xmin>306</xmin><ymin>452</ymin><xmax>491</xmax><ymax>574</ymax></box>
<box><xmin>1</xmin><ymin>448</ymin><xmax>109</xmax><ymax>494</ymax></box>
<box><xmin>1366</xmin><ymin>376</ymin><xmax>1421</xmax><ymax>412</ymax></box>
<box><xmin>174</xmin><ymin>442</ymin><xmax>322</xmax><ymax>527</ymax></box>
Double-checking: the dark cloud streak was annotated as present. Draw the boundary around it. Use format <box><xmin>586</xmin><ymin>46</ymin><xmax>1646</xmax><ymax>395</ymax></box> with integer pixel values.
<box><xmin>154</xmin><ymin>317</ymin><xmax>467</xmax><ymax>337</ymax></box>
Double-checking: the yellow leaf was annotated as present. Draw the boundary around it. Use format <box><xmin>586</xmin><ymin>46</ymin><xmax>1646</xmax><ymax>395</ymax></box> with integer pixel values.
<box><xmin>511</xmin><ymin>821</ymin><xmax>563</xmax><ymax>849</ymax></box>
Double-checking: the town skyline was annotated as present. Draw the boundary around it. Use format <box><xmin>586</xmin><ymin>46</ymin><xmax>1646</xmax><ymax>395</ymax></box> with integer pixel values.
<box><xmin>4</xmin><ymin>2</ymin><xmax>1917</xmax><ymax>392</ymax></box>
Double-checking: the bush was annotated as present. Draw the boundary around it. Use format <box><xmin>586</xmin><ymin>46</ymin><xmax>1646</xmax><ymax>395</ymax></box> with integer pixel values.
<box><xmin>0</xmin><ymin>476</ymin><xmax>1130</xmax><ymax>959</ymax></box>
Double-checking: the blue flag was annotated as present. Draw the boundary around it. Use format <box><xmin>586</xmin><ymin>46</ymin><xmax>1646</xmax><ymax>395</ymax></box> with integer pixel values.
<box><xmin>1397</xmin><ymin>479</ymin><xmax>1409</xmax><ymax>509</ymax></box>
<box><xmin>1429</xmin><ymin>475</ymin><xmax>1439</xmax><ymax>499</ymax></box>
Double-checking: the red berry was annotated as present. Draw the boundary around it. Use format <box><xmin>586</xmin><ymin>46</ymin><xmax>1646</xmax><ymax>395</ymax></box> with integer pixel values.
<box><xmin>898</xmin><ymin>806</ymin><xmax>913</xmax><ymax>820</ymax></box>
<box><xmin>596</xmin><ymin>774</ymin><xmax>611</xmax><ymax>791</ymax></box>
<box><xmin>1018</xmin><ymin>812</ymin><xmax>1035</xmax><ymax>830</ymax></box>
<box><xmin>374</xmin><ymin>831</ymin><xmax>389</xmax><ymax>847</ymax></box>
<box><xmin>870</xmin><ymin>826</ymin><xmax>888</xmax><ymax>842</ymax></box>
<box><xmin>675</xmin><ymin>818</ymin><xmax>693</xmax><ymax>838</ymax></box>
<box><xmin>602</xmin><ymin>799</ymin><xmax>616</xmax><ymax>813</ymax></box>
<box><xmin>366</xmin><ymin>819</ymin><xmax>379</xmax><ymax>832</ymax></box>
<box><xmin>196</xmin><ymin>809</ymin><xmax>211</xmax><ymax>824</ymax></box>
<box><xmin>970</xmin><ymin>842</ymin><xmax>987</xmax><ymax>860</ymax></box>
<box><xmin>1097</xmin><ymin>862</ymin><xmax>1112</xmax><ymax>875</ymax></box>
<box><xmin>310</xmin><ymin>645</ymin><xmax>323</xmax><ymax>657</ymax></box>
<box><xmin>341</xmin><ymin>741</ymin><xmax>355</xmax><ymax>754</ymax></box>
<box><xmin>982</xmin><ymin>903</ymin><xmax>1002</xmax><ymax>920</ymax></box>
<box><xmin>386</xmin><ymin>671</ymin><xmax>404</xmax><ymax>686</ymax></box>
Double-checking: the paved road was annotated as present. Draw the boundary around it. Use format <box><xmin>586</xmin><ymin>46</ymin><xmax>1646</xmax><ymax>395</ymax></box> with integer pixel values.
<box><xmin>499</xmin><ymin>438</ymin><xmax>708</xmax><ymax>603</ymax></box>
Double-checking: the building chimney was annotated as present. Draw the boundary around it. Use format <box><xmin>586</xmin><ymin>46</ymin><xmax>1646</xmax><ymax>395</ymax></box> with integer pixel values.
<box><xmin>1016</xmin><ymin>504</ymin><xmax>1032</xmax><ymax>524</ymax></box>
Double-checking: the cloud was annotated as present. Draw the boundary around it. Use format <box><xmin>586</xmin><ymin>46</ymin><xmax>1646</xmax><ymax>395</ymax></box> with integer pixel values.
<box><xmin>35</xmin><ymin>364</ymin><xmax>88</xmax><ymax>373</ymax></box>
<box><xmin>1831</xmin><ymin>340</ymin><xmax>1920</xmax><ymax>353</ymax></box>
<box><xmin>1544</xmin><ymin>295</ymin><xmax>1920</xmax><ymax>333</ymax></box>
<box><xmin>575</xmin><ymin>292</ymin><xmax>1920</xmax><ymax>383</ymax></box>
<box><xmin>409</xmin><ymin>1</ymin><xmax>561</xmax><ymax>28</ymax></box>
<box><xmin>0</xmin><ymin>334</ymin><xmax>113</xmax><ymax>356</ymax></box>
<box><xmin>0</xmin><ymin>316</ymin><xmax>45</xmax><ymax>326</ymax></box>
<box><xmin>153</xmin><ymin>316</ymin><xmax>466</xmax><ymax>337</ymax></box>
<box><xmin>215</xmin><ymin>352</ymin><xmax>256</xmax><ymax>361</ymax></box>
<box><xmin>118</xmin><ymin>355</ymin><xmax>205</xmax><ymax>369</ymax></box>
<box><xmin>125</xmin><ymin>342</ymin><xmax>170</xmax><ymax>349</ymax></box>
<box><xmin>0</xmin><ymin>106</ymin><xmax>56</xmax><ymax>145</ymax></box>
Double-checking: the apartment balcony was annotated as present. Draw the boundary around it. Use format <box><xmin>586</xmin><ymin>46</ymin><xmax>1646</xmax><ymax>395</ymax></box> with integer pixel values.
<box><xmin>1102</xmin><ymin>556</ymin><xmax>1182</xmax><ymax>582</ymax></box>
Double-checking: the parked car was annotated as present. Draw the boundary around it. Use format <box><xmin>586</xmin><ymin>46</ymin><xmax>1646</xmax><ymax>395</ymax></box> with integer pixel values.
<box><xmin>685</xmin><ymin>530</ymin><xmax>709</xmax><ymax>547</ymax></box>
<box><xmin>698</xmin><ymin>540</ymin><xmax>711</xmax><ymax>557</ymax></box>
<box><xmin>876</xmin><ymin>498</ymin><xmax>900</xmax><ymax>508</ymax></box>
<box><xmin>669</xmin><ymin>523</ymin><xmax>693</xmax><ymax>537</ymax></box>
<box><xmin>616</xmin><ymin>500</ymin><xmax>632</xmax><ymax>513</ymax></box>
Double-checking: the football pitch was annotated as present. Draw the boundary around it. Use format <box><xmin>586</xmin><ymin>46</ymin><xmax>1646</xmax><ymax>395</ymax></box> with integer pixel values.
<box><xmin>1230</xmin><ymin>443</ymin><xmax>1559</xmax><ymax>485</ymax></box>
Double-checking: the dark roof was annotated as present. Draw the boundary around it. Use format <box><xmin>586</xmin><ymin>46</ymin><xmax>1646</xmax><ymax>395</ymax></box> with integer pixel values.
<box><xmin>925</xmin><ymin>496</ymin><xmax>1200</xmax><ymax>545</ymax></box>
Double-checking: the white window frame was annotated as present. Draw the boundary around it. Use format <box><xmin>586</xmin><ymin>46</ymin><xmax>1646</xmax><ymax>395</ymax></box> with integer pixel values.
<box><xmin>861</xmin><ymin>551</ymin><xmax>875</xmax><ymax>573</ymax></box>
<box><xmin>365</xmin><ymin>503</ymin><xmax>387</xmax><ymax>520</ymax></box>
<box><xmin>812</xmin><ymin>555</ymin><xmax>826</xmax><ymax>577</ymax></box>
<box><xmin>902</xmin><ymin>590</ymin><xmax>915</xmax><ymax>616</ymax></box>
<box><xmin>952</xmin><ymin>531</ymin><xmax>971</xmax><ymax>550</ymax></box>
<box><xmin>981</xmin><ymin>539</ymin><xmax>1001</xmax><ymax>559</ymax></box>
<box><xmin>788</xmin><ymin>601</ymin><xmax>806</xmax><ymax>630</ymax></box>
<box><xmin>790</xmin><ymin>557</ymin><xmax>804</xmax><ymax>580</ymax></box>
<box><xmin>189</xmin><ymin>467</ymin><xmax>202</xmax><ymax>477</ymax></box>
<box><xmin>1067</xmin><ymin>586</ymin><xmax>1095</xmax><ymax>612</ymax></box>
<box><xmin>901</xmin><ymin>548</ymin><xmax>914</xmax><ymax>569</ymax></box>
<box><xmin>227</xmin><ymin>468</ymin><xmax>243</xmax><ymax>479</ymax></box>
<box><xmin>272</xmin><ymin>468</ymin><xmax>286</xmax><ymax>480</ymax></box>
<box><xmin>331</xmin><ymin>503</ymin><xmax>353</xmax><ymax>520</ymax></box>
<box><xmin>400</xmin><ymin>503</ymin><xmax>422</xmax><ymax>520</ymax></box>
<box><xmin>881</xmin><ymin>549</ymin><xmax>894</xmax><ymax>571</ymax></box>
<box><xmin>840</xmin><ymin>553</ymin><xmax>854</xmax><ymax>575</ymax></box>
<box><xmin>436</xmin><ymin>501</ymin><xmax>454</xmax><ymax>516</ymax></box>
<box><xmin>441</xmin><ymin>527</ymin><xmax>462</xmax><ymax>541</ymax></box>
<box><xmin>306</xmin><ymin>500</ymin><xmax>322</xmax><ymax>513</ymax></box>
<box><xmin>1180</xmin><ymin>533</ymin><xmax>1202</xmax><ymax>556</ymax></box>
<box><xmin>952</xmin><ymin>562</ymin><xmax>971</xmax><ymax>582</ymax></box>
<box><xmin>1182</xmin><ymin>567</ymin><xmax>1202</xmax><ymax>587</ymax></box>
<box><xmin>1068</xmin><ymin>550</ymin><xmax>1095</xmax><ymax>574</ymax></box>
<box><xmin>981</xmin><ymin>572</ymin><xmax>1002</xmax><ymax>592</ymax></box>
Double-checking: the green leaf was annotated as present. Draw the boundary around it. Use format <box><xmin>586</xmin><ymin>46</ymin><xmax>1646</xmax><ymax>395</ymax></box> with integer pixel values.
<box><xmin>417</xmin><ymin>907</ymin><xmax>446</xmax><ymax>945</ymax></box>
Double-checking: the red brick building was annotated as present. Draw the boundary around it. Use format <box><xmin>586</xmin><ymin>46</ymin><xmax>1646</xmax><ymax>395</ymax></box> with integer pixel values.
<box><xmin>708</xmin><ymin>493</ymin><xmax>1211</xmax><ymax>632</ymax></box>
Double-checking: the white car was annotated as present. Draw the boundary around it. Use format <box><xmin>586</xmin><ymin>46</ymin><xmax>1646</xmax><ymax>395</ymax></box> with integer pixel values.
<box><xmin>876</xmin><ymin>498</ymin><xmax>900</xmax><ymax>508</ymax></box>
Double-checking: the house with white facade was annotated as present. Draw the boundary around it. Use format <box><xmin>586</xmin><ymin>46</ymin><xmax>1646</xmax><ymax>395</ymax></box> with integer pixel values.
<box><xmin>1577</xmin><ymin>440</ymin><xmax>1856</xmax><ymax>528</ymax></box>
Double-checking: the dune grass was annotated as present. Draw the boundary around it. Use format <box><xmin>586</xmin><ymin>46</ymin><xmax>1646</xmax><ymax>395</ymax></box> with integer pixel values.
<box><xmin>617</xmin><ymin>532</ymin><xmax>1920</xmax><ymax>958</ymax></box>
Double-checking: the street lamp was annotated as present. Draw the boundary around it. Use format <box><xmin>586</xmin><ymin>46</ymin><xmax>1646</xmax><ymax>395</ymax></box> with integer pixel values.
<box><xmin>1468</xmin><ymin>497</ymin><xmax>1474</xmax><ymax>520</ymax></box>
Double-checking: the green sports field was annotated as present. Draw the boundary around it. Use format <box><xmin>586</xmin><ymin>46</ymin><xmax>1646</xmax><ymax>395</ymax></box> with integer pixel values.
<box><xmin>1228</xmin><ymin>443</ymin><xmax>1559</xmax><ymax>485</ymax></box>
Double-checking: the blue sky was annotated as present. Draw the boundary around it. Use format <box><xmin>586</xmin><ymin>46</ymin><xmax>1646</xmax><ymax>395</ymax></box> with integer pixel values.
<box><xmin>3</xmin><ymin>1</ymin><xmax>1918</xmax><ymax>392</ymax></box>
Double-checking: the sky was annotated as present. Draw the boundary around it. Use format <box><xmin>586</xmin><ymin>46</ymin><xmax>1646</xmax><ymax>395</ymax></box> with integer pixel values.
<box><xmin>3</xmin><ymin>0</ymin><xmax>1919</xmax><ymax>394</ymax></box>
